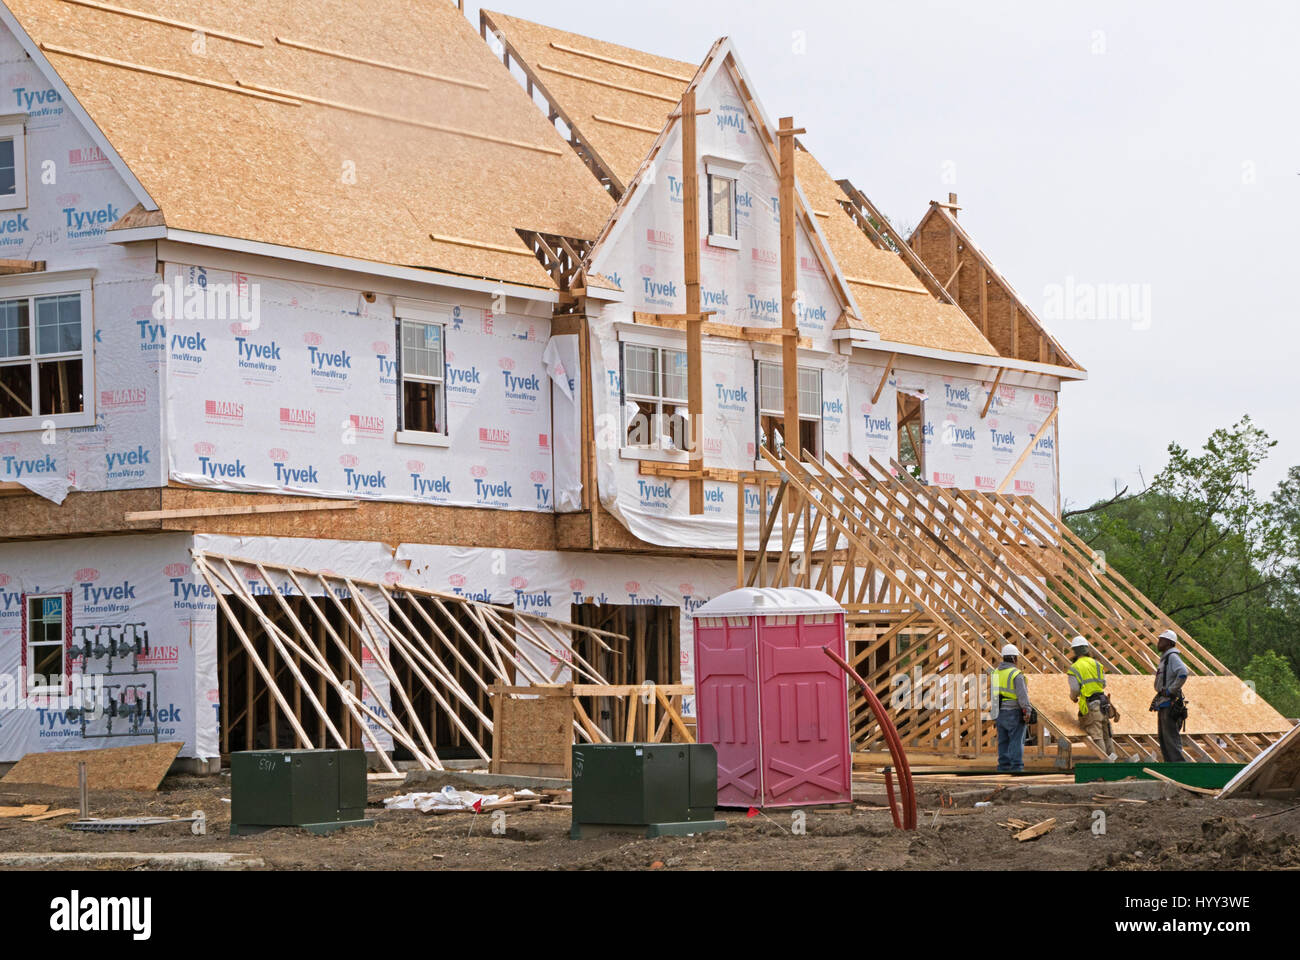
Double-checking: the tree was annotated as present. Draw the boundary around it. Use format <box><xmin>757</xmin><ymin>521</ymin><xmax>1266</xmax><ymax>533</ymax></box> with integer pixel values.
<box><xmin>1242</xmin><ymin>650</ymin><xmax>1300</xmax><ymax>718</ymax></box>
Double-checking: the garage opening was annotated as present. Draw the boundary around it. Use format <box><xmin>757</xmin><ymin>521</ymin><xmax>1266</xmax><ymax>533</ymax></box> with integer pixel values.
<box><xmin>568</xmin><ymin>603</ymin><xmax>680</xmax><ymax>741</ymax></box>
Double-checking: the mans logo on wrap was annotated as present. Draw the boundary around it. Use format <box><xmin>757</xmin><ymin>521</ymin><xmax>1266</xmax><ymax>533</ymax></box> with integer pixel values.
<box><xmin>100</xmin><ymin>387</ymin><xmax>147</xmax><ymax>411</ymax></box>
<box><xmin>349</xmin><ymin>414</ymin><xmax>384</xmax><ymax>439</ymax></box>
<box><xmin>645</xmin><ymin>228</ymin><xmax>674</xmax><ymax>250</ymax></box>
<box><xmin>279</xmin><ymin>406</ymin><xmax>317</xmax><ymax>433</ymax></box>
<box><xmin>751</xmin><ymin>247</ymin><xmax>778</xmax><ymax>271</ymax></box>
<box><xmin>1014</xmin><ymin>479</ymin><xmax>1036</xmax><ymax>495</ymax></box>
<box><xmin>338</xmin><ymin>453</ymin><xmax>386</xmax><ymax>494</ymax></box>
<box><xmin>470</xmin><ymin>464</ymin><xmax>512</xmax><ymax>507</ymax></box>
<box><xmin>204</xmin><ymin>399</ymin><xmax>243</xmax><ymax>426</ymax></box>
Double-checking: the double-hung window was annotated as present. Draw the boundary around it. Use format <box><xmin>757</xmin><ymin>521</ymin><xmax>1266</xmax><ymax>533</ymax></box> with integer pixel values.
<box><xmin>25</xmin><ymin>592</ymin><xmax>69</xmax><ymax>697</ymax></box>
<box><xmin>394</xmin><ymin>301</ymin><xmax>448</xmax><ymax>447</ymax></box>
<box><xmin>0</xmin><ymin>115</ymin><xmax>27</xmax><ymax>211</ymax></box>
<box><xmin>0</xmin><ymin>273</ymin><xmax>95</xmax><ymax>431</ymax></box>
<box><xmin>622</xmin><ymin>342</ymin><xmax>689</xmax><ymax>453</ymax></box>
<box><xmin>756</xmin><ymin>361</ymin><xmax>823</xmax><ymax>460</ymax></box>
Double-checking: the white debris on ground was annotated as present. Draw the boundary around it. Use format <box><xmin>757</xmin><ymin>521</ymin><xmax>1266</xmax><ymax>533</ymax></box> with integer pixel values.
<box><xmin>382</xmin><ymin>785</ymin><xmax>538</xmax><ymax>813</ymax></box>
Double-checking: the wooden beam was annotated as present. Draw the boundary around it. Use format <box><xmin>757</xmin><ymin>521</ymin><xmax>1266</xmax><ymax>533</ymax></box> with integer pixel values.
<box><xmin>871</xmin><ymin>353</ymin><xmax>897</xmax><ymax>405</ymax></box>
<box><xmin>778</xmin><ymin>117</ymin><xmax>800</xmax><ymax>463</ymax></box>
<box><xmin>995</xmin><ymin>406</ymin><xmax>1060</xmax><ymax>493</ymax></box>
<box><xmin>632</xmin><ymin>311</ymin><xmax>810</xmax><ymax>347</ymax></box>
<box><xmin>125</xmin><ymin>501</ymin><xmax>359</xmax><ymax>522</ymax></box>
<box><xmin>681</xmin><ymin>88</ymin><xmax>704</xmax><ymax>514</ymax></box>
<box><xmin>980</xmin><ymin>367</ymin><xmax>1005</xmax><ymax>419</ymax></box>
<box><xmin>0</xmin><ymin>259</ymin><xmax>45</xmax><ymax>275</ymax></box>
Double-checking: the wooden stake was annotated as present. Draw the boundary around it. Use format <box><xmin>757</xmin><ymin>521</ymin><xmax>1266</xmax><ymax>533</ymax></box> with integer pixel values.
<box><xmin>681</xmin><ymin>88</ymin><xmax>704</xmax><ymax>514</ymax></box>
<box><xmin>778</xmin><ymin>117</ymin><xmax>800</xmax><ymax>466</ymax></box>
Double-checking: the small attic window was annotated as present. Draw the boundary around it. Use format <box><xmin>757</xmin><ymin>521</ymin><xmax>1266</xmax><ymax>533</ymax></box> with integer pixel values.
<box><xmin>0</xmin><ymin>116</ymin><xmax>27</xmax><ymax>211</ymax></box>
<box><xmin>705</xmin><ymin>157</ymin><xmax>744</xmax><ymax>250</ymax></box>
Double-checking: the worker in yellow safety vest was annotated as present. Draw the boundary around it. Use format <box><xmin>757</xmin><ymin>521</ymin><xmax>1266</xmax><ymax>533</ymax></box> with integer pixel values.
<box><xmin>992</xmin><ymin>643</ymin><xmax>1033</xmax><ymax>772</ymax></box>
<box><xmin>1067</xmin><ymin>636</ymin><xmax>1116</xmax><ymax>760</ymax></box>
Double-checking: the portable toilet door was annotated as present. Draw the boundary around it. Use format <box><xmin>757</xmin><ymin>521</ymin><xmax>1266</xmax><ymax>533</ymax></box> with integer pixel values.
<box><xmin>692</xmin><ymin>588</ymin><xmax>852</xmax><ymax>807</ymax></box>
<box><xmin>692</xmin><ymin>602</ymin><xmax>762</xmax><ymax>806</ymax></box>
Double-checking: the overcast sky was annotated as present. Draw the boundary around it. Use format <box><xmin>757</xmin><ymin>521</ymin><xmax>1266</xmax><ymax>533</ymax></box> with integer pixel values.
<box><xmin>472</xmin><ymin>1</ymin><xmax>1299</xmax><ymax>509</ymax></box>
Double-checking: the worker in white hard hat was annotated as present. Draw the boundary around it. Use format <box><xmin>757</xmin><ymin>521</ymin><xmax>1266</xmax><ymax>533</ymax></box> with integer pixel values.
<box><xmin>1066</xmin><ymin>636</ymin><xmax>1116</xmax><ymax>760</ymax></box>
<box><xmin>991</xmin><ymin>637</ymin><xmax>1034</xmax><ymax>773</ymax></box>
<box><xmin>1150</xmin><ymin>629</ymin><xmax>1189</xmax><ymax>761</ymax></box>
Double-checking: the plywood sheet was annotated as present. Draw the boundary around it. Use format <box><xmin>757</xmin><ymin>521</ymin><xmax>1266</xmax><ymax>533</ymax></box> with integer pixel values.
<box><xmin>2</xmin><ymin>742</ymin><xmax>183</xmax><ymax>791</ymax></box>
<box><xmin>1219</xmin><ymin>723</ymin><xmax>1300</xmax><ymax>799</ymax></box>
<box><xmin>1024</xmin><ymin>675</ymin><xmax>1292</xmax><ymax>738</ymax></box>
<box><xmin>490</xmin><ymin>686</ymin><xmax>571</xmax><ymax>777</ymax></box>
<box><xmin>7</xmin><ymin>0</ymin><xmax>614</xmax><ymax>288</ymax></box>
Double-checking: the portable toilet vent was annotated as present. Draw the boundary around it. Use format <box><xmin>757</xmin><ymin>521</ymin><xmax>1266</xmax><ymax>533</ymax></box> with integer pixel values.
<box><xmin>691</xmin><ymin>587</ymin><xmax>852</xmax><ymax>807</ymax></box>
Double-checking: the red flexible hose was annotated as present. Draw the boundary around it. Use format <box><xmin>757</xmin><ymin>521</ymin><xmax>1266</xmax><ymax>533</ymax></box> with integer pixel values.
<box><xmin>825</xmin><ymin>646</ymin><xmax>917</xmax><ymax>830</ymax></box>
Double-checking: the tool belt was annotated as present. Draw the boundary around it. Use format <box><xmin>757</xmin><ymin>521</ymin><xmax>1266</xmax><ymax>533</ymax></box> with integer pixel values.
<box><xmin>1087</xmin><ymin>693</ymin><xmax>1116</xmax><ymax>721</ymax></box>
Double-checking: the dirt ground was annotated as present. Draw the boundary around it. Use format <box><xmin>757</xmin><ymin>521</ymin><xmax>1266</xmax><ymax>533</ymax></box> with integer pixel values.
<box><xmin>1</xmin><ymin>774</ymin><xmax>1298</xmax><ymax>870</ymax></box>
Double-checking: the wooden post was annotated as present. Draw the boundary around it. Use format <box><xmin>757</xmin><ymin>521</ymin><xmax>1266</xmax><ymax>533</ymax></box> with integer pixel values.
<box><xmin>778</xmin><ymin>117</ymin><xmax>800</xmax><ymax>465</ymax></box>
<box><xmin>681</xmin><ymin>89</ymin><xmax>704</xmax><ymax>514</ymax></box>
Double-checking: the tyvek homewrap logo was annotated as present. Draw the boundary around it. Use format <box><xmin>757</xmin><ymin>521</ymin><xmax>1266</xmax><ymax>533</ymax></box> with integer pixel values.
<box><xmin>735</xmin><ymin>188</ymin><xmax>754</xmax><ymax>221</ymax></box>
<box><xmin>271</xmin><ymin>448</ymin><xmax>320</xmax><ymax>487</ymax></box>
<box><xmin>500</xmin><ymin>357</ymin><xmax>540</xmax><ymax>409</ymax></box>
<box><xmin>624</xmin><ymin>580</ymin><xmax>665</xmax><ymax>606</ymax></box>
<box><xmin>479</xmin><ymin>427</ymin><xmax>509</xmax><ymax>451</ymax></box>
<box><xmin>235</xmin><ymin>331</ymin><xmax>282</xmax><ymax>375</ymax></box>
<box><xmin>637</xmin><ymin>478</ymin><xmax>672</xmax><ymax>510</ymax></box>
<box><xmin>568</xmin><ymin>577</ymin><xmax>608</xmax><ymax>605</ymax></box>
<box><xmin>1032</xmin><ymin>431</ymin><xmax>1055</xmax><ymax>459</ymax></box>
<box><xmin>941</xmin><ymin>416</ymin><xmax>976</xmax><ymax>451</ymax></box>
<box><xmin>305</xmin><ymin>332</ymin><xmax>351</xmax><ymax>387</ymax></box>
<box><xmin>470</xmin><ymin>464</ymin><xmax>512</xmax><ymax>506</ymax></box>
<box><xmin>703</xmin><ymin>482</ymin><xmax>725</xmax><ymax>514</ymax></box>
<box><xmin>446</xmin><ymin>350</ymin><xmax>483</xmax><ymax>401</ymax></box>
<box><xmin>78</xmin><ymin>568</ymin><xmax>137</xmax><ymax>615</ymax></box>
<box><xmin>943</xmin><ymin>382</ymin><xmax>973</xmax><ymax>410</ymax></box>
<box><xmin>14</xmin><ymin>83</ymin><xmax>63</xmax><ymax>127</ymax></box>
<box><xmin>746</xmin><ymin>293</ymin><xmax>780</xmax><ymax>322</ymax></box>
<box><xmin>511</xmin><ymin>576</ymin><xmax>553</xmax><ymax>612</ymax></box>
<box><xmin>204</xmin><ymin>399</ymin><xmax>244</xmax><ymax>426</ymax></box>
<box><xmin>406</xmin><ymin>459</ymin><xmax>451</xmax><ymax>501</ymax></box>
<box><xmin>822</xmin><ymin>396</ymin><xmax>844</xmax><ymax>428</ymax></box>
<box><xmin>168</xmin><ymin>329</ymin><xmax>208</xmax><ymax>367</ymax></box>
<box><xmin>715</xmin><ymin>377</ymin><xmax>749</xmax><ymax>414</ymax></box>
<box><xmin>641</xmin><ymin>275</ymin><xmax>678</xmax><ymax>309</ymax></box>
<box><xmin>374</xmin><ymin>340</ymin><xmax>397</xmax><ymax>389</ymax></box>
<box><xmin>795</xmin><ymin>300</ymin><xmax>828</xmax><ymax>330</ymax></box>
<box><xmin>447</xmin><ymin>573</ymin><xmax>491</xmax><ymax>603</ymax></box>
<box><xmin>0</xmin><ymin>211</ymin><xmax>28</xmax><ymax>248</ymax></box>
<box><xmin>63</xmin><ymin>201</ymin><xmax>120</xmax><ymax>242</ymax></box>
<box><xmin>666</xmin><ymin>174</ymin><xmax>684</xmax><ymax>204</ymax></box>
<box><xmin>531</xmin><ymin>469</ymin><xmax>550</xmax><ymax>508</ymax></box>
<box><xmin>279</xmin><ymin>406</ymin><xmax>317</xmax><ymax>433</ymax></box>
<box><xmin>988</xmin><ymin>419</ymin><xmax>1017</xmax><ymax>457</ymax></box>
<box><xmin>715</xmin><ymin>103</ymin><xmax>748</xmax><ymax>135</ymax></box>
<box><xmin>702</xmin><ymin>288</ymin><xmax>729</xmax><ymax>311</ymax></box>
<box><xmin>680</xmin><ymin>582</ymin><xmax>709</xmax><ymax>614</ymax></box>
<box><xmin>2</xmin><ymin>452</ymin><xmax>57</xmax><ymax>480</ymax></box>
<box><xmin>0</xmin><ymin>572</ymin><xmax>19</xmax><ymax>616</ymax></box>
<box><xmin>338</xmin><ymin>453</ymin><xmax>386</xmax><ymax>493</ymax></box>
<box><xmin>193</xmin><ymin>440</ymin><xmax>247</xmax><ymax>482</ymax></box>
<box><xmin>349</xmin><ymin>413</ymin><xmax>384</xmax><ymax>439</ymax></box>
<box><xmin>861</xmin><ymin>404</ymin><xmax>893</xmax><ymax>443</ymax></box>
<box><xmin>167</xmin><ymin>562</ymin><xmax>214</xmax><ymax>611</ymax></box>
<box><xmin>104</xmin><ymin>444</ymin><xmax>150</xmax><ymax>481</ymax></box>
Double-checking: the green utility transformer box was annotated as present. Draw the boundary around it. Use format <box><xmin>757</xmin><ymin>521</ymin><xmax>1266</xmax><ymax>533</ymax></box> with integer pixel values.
<box><xmin>570</xmin><ymin>743</ymin><xmax>727</xmax><ymax>838</ymax></box>
<box><xmin>230</xmin><ymin>749</ymin><xmax>373</xmax><ymax>835</ymax></box>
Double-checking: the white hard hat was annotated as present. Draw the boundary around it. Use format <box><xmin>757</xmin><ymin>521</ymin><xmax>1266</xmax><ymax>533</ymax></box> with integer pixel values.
<box><xmin>1070</xmin><ymin>636</ymin><xmax>1089</xmax><ymax>650</ymax></box>
<box><xmin>1001</xmin><ymin>643</ymin><xmax>1020</xmax><ymax>658</ymax></box>
<box><xmin>1158</xmin><ymin>629</ymin><xmax>1177</xmax><ymax>644</ymax></box>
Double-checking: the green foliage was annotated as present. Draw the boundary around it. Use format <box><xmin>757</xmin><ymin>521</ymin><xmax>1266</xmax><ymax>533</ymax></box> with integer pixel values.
<box><xmin>1242</xmin><ymin>650</ymin><xmax>1300</xmax><ymax>718</ymax></box>
<box><xmin>1067</xmin><ymin>417</ymin><xmax>1300</xmax><ymax>682</ymax></box>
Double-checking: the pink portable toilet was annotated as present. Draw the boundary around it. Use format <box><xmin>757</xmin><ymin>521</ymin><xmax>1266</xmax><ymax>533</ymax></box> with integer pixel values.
<box><xmin>691</xmin><ymin>588</ymin><xmax>852</xmax><ymax>808</ymax></box>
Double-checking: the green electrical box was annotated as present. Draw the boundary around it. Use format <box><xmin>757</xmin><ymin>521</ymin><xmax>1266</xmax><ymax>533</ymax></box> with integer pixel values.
<box><xmin>571</xmin><ymin>743</ymin><xmax>726</xmax><ymax>838</ymax></box>
<box><xmin>230</xmin><ymin>749</ymin><xmax>373</xmax><ymax>835</ymax></box>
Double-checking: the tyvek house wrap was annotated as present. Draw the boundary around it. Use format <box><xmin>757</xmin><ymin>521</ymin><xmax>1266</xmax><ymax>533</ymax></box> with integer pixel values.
<box><xmin>163</xmin><ymin>264</ymin><xmax>559</xmax><ymax>511</ymax></box>
<box><xmin>0</xmin><ymin>27</ymin><xmax>164</xmax><ymax>502</ymax></box>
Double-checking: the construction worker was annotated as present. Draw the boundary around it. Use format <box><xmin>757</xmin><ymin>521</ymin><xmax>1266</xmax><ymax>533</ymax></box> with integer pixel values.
<box><xmin>1151</xmin><ymin>629</ymin><xmax>1189</xmax><ymax>761</ymax></box>
<box><xmin>1067</xmin><ymin>636</ymin><xmax>1116</xmax><ymax>760</ymax></box>
<box><xmin>992</xmin><ymin>643</ymin><xmax>1033</xmax><ymax>773</ymax></box>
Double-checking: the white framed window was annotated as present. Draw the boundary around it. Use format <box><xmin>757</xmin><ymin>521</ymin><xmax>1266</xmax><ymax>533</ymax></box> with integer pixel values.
<box><xmin>705</xmin><ymin>157</ymin><xmax>744</xmax><ymax>250</ymax></box>
<box><xmin>756</xmin><ymin>360</ymin><xmax>822</xmax><ymax>460</ymax></box>
<box><xmin>394</xmin><ymin>300</ymin><xmax>449</xmax><ymax>447</ymax></box>
<box><xmin>24</xmin><ymin>592</ymin><xmax>69</xmax><ymax>697</ymax></box>
<box><xmin>620</xmin><ymin>341</ymin><xmax>689</xmax><ymax>456</ymax></box>
<box><xmin>0</xmin><ymin>115</ymin><xmax>27</xmax><ymax>211</ymax></box>
<box><xmin>0</xmin><ymin>271</ymin><xmax>95</xmax><ymax>432</ymax></box>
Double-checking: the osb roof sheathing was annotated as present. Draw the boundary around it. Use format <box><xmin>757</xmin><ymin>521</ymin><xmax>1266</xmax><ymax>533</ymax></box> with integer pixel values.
<box><xmin>485</xmin><ymin>11</ymin><xmax>1002</xmax><ymax>355</ymax></box>
<box><xmin>7</xmin><ymin>0</ymin><xmax>615</xmax><ymax>289</ymax></box>
<box><xmin>794</xmin><ymin>149</ymin><xmax>996</xmax><ymax>355</ymax></box>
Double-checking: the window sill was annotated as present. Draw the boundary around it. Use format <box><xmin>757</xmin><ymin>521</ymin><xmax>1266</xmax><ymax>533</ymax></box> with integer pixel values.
<box><xmin>0</xmin><ymin>410</ymin><xmax>95</xmax><ymax>433</ymax></box>
<box><xmin>619</xmin><ymin>446</ymin><xmax>689</xmax><ymax>465</ymax></box>
<box><xmin>0</xmin><ymin>194</ymin><xmax>26</xmax><ymax>213</ymax></box>
<box><xmin>394</xmin><ymin>429</ymin><xmax>450</xmax><ymax>448</ymax></box>
<box><xmin>707</xmin><ymin>234</ymin><xmax>740</xmax><ymax>251</ymax></box>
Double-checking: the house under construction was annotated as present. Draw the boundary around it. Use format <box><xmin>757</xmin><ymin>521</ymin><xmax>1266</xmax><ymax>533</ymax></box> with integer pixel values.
<box><xmin>0</xmin><ymin>0</ymin><xmax>1287</xmax><ymax>773</ymax></box>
